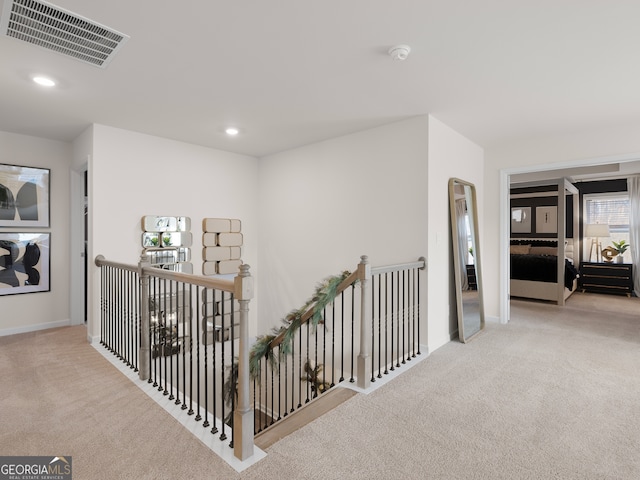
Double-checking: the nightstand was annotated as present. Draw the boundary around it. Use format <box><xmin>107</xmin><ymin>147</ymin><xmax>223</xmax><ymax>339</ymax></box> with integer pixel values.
<box><xmin>580</xmin><ymin>262</ymin><xmax>634</xmax><ymax>297</ymax></box>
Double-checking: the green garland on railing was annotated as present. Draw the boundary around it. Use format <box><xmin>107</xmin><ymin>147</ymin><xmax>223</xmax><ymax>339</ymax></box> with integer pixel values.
<box><xmin>248</xmin><ymin>270</ymin><xmax>353</xmax><ymax>379</ymax></box>
<box><xmin>220</xmin><ymin>269</ymin><xmax>355</xmax><ymax>427</ymax></box>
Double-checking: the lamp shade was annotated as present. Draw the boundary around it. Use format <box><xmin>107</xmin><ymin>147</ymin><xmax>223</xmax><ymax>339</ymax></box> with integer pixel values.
<box><xmin>585</xmin><ymin>223</ymin><xmax>610</xmax><ymax>237</ymax></box>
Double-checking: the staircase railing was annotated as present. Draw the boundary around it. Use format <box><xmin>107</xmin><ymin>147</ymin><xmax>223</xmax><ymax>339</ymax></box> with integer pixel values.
<box><xmin>94</xmin><ymin>254</ymin><xmax>254</xmax><ymax>461</ymax></box>
<box><xmin>251</xmin><ymin>255</ymin><xmax>425</xmax><ymax>435</ymax></box>
<box><xmin>94</xmin><ymin>253</ymin><xmax>425</xmax><ymax>461</ymax></box>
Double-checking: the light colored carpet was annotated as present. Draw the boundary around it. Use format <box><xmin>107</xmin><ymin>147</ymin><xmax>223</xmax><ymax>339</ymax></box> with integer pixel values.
<box><xmin>1</xmin><ymin>291</ymin><xmax>639</xmax><ymax>479</ymax></box>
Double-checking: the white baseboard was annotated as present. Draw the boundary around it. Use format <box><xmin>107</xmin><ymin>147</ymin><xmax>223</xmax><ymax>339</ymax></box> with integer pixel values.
<box><xmin>0</xmin><ymin>319</ymin><xmax>71</xmax><ymax>337</ymax></box>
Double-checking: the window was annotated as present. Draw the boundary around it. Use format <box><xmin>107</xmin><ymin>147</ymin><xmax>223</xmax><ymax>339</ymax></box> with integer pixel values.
<box><xmin>584</xmin><ymin>193</ymin><xmax>630</xmax><ymax>261</ymax></box>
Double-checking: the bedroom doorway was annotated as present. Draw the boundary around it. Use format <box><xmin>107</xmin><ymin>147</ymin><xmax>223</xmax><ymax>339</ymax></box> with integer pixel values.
<box><xmin>500</xmin><ymin>155</ymin><xmax>640</xmax><ymax>322</ymax></box>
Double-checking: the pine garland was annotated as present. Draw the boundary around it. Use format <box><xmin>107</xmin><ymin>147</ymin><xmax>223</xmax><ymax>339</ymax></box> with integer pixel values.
<box><xmin>249</xmin><ymin>270</ymin><xmax>353</xmax><ymax>379</ymax></box>
<box><xmin>223</xmin><ymin>269</ymin><xmax>355</xmax><ymax>422</ymax></box>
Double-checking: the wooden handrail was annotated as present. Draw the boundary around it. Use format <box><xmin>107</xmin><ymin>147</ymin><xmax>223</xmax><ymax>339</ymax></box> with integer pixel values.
<box><xmin>94</xmin><ymin>254</ymin><xmax>235</xmax><ymax>292</ymax></box>
<box><xmin>268</xmin><ymin>270</ymin><xmax>359</xmax><ymax>349</ymax></box>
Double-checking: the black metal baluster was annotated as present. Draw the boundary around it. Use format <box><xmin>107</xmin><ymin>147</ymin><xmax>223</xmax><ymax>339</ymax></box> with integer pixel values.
<box><xmin>371</xmin><ymin>276</ymin><xmax>380</xmax><ymax>383</ymax></box>
<box><xmin>107</xmin><ymin>266</ymin><xmax>111</xmax><ymax>351</ymax></box>
<box><xmin>123</xmin><ymin>270</ymin><xmax>128</xmax><ymax>364</ymax></box>
<box><xmin>169</xmin><ymin>280</ymin><xmax>175</xmax><ymax>400</ymax></box>
<box><xmin>113</xmin><ymin>267</ymin><xmax>117</xmax><ymax>353</ymax></box>
<box><xmin>298</xmin><ymin>328</ymin><xmax>303</xmax><ymax>407</ymax></box>
<box><xmin>203</xmin><ymin>288</ymin><xmax>210</xmax><ymax>428</ymax></box>
<box><xmin>384</xmin><ymin>273</ymin><xmax>389</xmax><ymax>375</ymax></box>
<box><xmin>340</xmin><ymin>290</ymin><xmax>345</xmax><ymax>383</ymax></box>
<box><xmin>195</xmin><ymin>285</ymin><xmax>201</xmax><ymax>422</ymax></box>
<box><xmin>99</xmin><ymin>267</ymin><xmax>104</xmax><ymax>347</ymax></box>
<box><xmin>289</xmin><ymin>335</ymin><xmax>294</xmax><ymax>414</ymax></box>
<box><xmin>416</xmin><ymin>267</ymin><xmax>421</xmax><ymax>355</ymax></box>
<box><xmin>176</xmin><ymin>282</ymin><xmax>184</xmax><ymax>405</ymax></box>
<box><xmin>116</xmin><ymin>269</ymin><xmax>121</xmax><ymax>358</ymax></box>
<box><xmin>330</xmin><ymin>301</ymin><xmax>335</xmax><ymax>388</ymax></box>
<box><xmin>402</xmin><ymin>271</ymin><xmax>407</xmax><ymax>364</ymax></box>
<box><xmin>350</xmin><ymin>285</ymin><xmax>355</xmax><ymax>383</ymax></box>
<box><xmin>121</xmin><ymin>269</ymin><xmax>126</xmax><ymax>360</ymax></box>
<box><xmin>277</xmin><ymin>346</ymin><xmax>282</xmax><ymax>421</ymax></box>
<box><xmin>314</xmin><ymin>312</ymin><xmax>319</xmax><ymax>399</ymax></box>
<box><xmin>380</xmin><ymin>273</ymin><xmax>389</xmax><ymax>378</ymax></box>
<box><xmin>306</xmin><ymin>323</ymin><xmax>311</xmax><ymax>403</ymax></box>
<box><xmin>128</xmin><ymin>270</ymin><xmax>133</xmax><ymax>364</ymax></box>
<box><xmin>163</xmin><ymin>278</ymin><xmax>169</xmax><ymax>395</ymax></box>
<box><xmin>270</xmin><ymin>351</ymin><xmax>275</xmax><ymax>424</ymax></box>
<box><xmin>133</xmin><ymin>271</ymin><xmax>138</xmax><ymax>368</ymax></box>
<box><xmin>258</xmin><ymin>355</ymin><xmax>269</xmax><ymax>432</ymax></box>
<box><xmin>219</xmin><ymin>291</ymin><xmax>227</xmax><ymax>441</ymax></box>
<box><xmin>229</xmin><ymin>294</ymin><xmax>235</xmax><ymax>446</ymax></box>
<box><xmin>391</xmin><ymin>272</ymin><xmax>404</xmax><ymax>367</ymax></box>
<box><xmin>405</xmin><ymin>270</ymin><xmax>411</xmax><ymax>362</ymax></box>
<box><xmin>253</xmin><ymin>375</ymin><xmax>258</xmax><ymax>434</ymax></box>
<box><xmin>284</xmin><ymin>344</ymin><xmax>288</xmax><ymax>418</ymax></box>
<box><xmin>212</xmin><ymin>290</ymin><xmax>219</xmax><ymax>435</ymax></box>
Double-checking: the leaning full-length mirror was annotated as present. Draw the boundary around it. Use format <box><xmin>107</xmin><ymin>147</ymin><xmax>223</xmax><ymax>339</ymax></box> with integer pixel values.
<box><xmin>448</xmin><ymin>178</ymin><xmax>484</xmax><ymax>343</ymax></box>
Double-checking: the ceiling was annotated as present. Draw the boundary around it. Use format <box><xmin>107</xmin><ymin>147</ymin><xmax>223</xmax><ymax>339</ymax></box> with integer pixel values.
<box><xmin>2</xmin><ymin>0</ymin><xmax>640</xmax><ymax>158</ymax></box>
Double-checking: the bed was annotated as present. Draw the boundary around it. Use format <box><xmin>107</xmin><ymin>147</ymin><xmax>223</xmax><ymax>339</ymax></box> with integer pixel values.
<box><xmin>510</xmin><ymin>240</ymin><xmax>580</xmax><ymax>303</ymax></box>
<box><xmin>509</xmin><ymin>177</ymin><xmax>580</xmax><ymax>305</ymax></box>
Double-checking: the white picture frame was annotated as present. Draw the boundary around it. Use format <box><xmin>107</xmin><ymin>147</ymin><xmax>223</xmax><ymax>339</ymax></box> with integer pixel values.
<box><xmin>536</xmin><ymin>206</ymin><xmax>557</xmax><ymax>234</ymax></box>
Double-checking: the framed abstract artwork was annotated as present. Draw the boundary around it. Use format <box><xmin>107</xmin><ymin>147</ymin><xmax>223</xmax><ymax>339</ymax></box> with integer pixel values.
<box><xmin>0</xmin><ymin>163</ymin><xmax>50</xmax><ymax>227</ymax></box>
<box><xmin>536</xmin><ymin>206</ymin><xmax>557</xmax><ymax>234</ymax></box>
<box><xmin>0</xmin><ymin>232</ymin><xmax>50</xmax><ymax>295</ymax></box>
<box><xmin>511</xmin><ymin>207</ymin><xmax>531</xmax><ymax>234</ymax></box>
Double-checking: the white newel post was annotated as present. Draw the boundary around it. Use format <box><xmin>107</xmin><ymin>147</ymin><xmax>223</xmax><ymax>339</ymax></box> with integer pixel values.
<box><xmin>357</xmin><ymin>255</ymin><xmax>371</xmax><ymax>389</ymax></box>
<box><xmin>234</xmin><ymin>264</ymin><xmax>255</xmax><ymax>461</ymax></box>
<box><xmin>138</xmin><ymin>254</ymin><xmax>151</xmax><ymax>381</ymax></box>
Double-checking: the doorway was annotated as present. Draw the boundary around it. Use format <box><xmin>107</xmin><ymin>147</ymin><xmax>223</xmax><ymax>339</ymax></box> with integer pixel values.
<box><xmin>70</xmin><ymin>163</ymin><xmax>88</xmax><ymax>325</ymax></box>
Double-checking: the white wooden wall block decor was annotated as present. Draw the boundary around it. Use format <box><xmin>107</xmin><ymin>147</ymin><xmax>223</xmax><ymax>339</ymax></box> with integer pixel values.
<box><xmin>203</xmin><ymin>218</ymin><xmax>231</xmax><ymax>233</ymax></box>
<box><xmin>218</xmin><ymin>232</ymin><xmax>243</xmax><ymax>247</ymax></box>
<box><xmin>202</xmin><ymin>232</ymin><xmax>218</xmax><ymax>247</ymax></box>
<box><xmin>230</xmin><ymin>219</ymin><xmax>241</xmax><ymax>232</ymax></box>
<box><xmin>202</xmin><ymin>262</ymin><xmax>217</xmax><ymax>276</ymax></box>
<box><xmin>217</xmin><ymin>259</ymin><xmax>243</xmax><ymax>274</ymax></box>
<box><xmin>203</xmin><ymin>246</ymin><xmax>232</xmax><ymax>261</ymax></box>
<box><xmin>202</xmin><ymin>217</ymin><xmax>243</xmax><ymax>278</ymax></box>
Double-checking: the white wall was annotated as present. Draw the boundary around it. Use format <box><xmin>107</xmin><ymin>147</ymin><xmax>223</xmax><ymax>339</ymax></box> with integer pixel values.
<box><xmin>0</xmin><ymin>131</ymin><xmax>72</xmax><ymax>335</ymax></box>
<box><xmin>258</xmin><ymin>117</ymin><xmax>430</xmax><ymax>338</ymax></box>
<box><xmin>484</xmin><ymin>122</ymin><xmax>640</xmax><ymax>320</ymax></box>
<box><xmin>88</xmin><ymin>125</ymin><xmax>259</xmax><ymax>340</ymax></box>
<box><xmin>427</xmin><ymin>116</ymin><xmax>484</xmax><ymax>350</ymax></box>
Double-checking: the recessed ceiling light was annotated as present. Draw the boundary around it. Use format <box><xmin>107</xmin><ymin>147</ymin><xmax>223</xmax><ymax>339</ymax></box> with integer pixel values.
<box><xmin>225</xmin><ymin>127</ymin><xmax>239</xmax><ymax>136</ymax></box>
<box><xmin>33</xmin><ymin>76</ymin><xmax>56</xmax><ymax>87</ymax></box>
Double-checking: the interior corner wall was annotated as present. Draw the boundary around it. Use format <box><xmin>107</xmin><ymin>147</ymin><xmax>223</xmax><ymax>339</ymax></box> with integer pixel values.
<box><xmin>257</xmin><ymin>117</ymin><xmax>429</xmax><ymax>338</ymax></box>
<box><xmin>426</xmin><ymin>116</ymin><xmax>484</xmax><ymax>351</ymax></box>
<box><xmin>484</xmin><ymin>122</ymin><xmax>640</xmax><ymax>321</ymax></box>
<box><xmin>88</xmin><ymin>125</ymin><xmax>259</xmax><ymax>340</ymax></box>
<box><xmin>0</xmin><ymin>131</ymin><xmax>72</xmax><ymax>335</ymax></box>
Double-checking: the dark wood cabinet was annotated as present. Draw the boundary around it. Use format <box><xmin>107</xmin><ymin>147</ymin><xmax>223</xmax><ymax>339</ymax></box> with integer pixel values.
<box><xmin>580</xmin><ymin>262</ymin><xmax>633</xmax><ymax>297</ymax></box>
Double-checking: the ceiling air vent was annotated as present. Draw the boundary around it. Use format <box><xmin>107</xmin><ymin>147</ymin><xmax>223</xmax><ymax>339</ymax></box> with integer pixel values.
<box><xmin>0</xmin><ymin>0</ymin><xmax>129</xmax><ymax>68</ymax></box>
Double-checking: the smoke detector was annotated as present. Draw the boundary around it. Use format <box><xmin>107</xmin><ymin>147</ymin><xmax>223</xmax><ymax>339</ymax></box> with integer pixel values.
<box><xmin>388</xmin><ymin>44</ymin><xmax>411</xmax><ymax>61</ymax></box>
<box><xmin>0</xmin><ymin>0</ymin><xmax>129</xmax><ymax>68</ymax></box>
